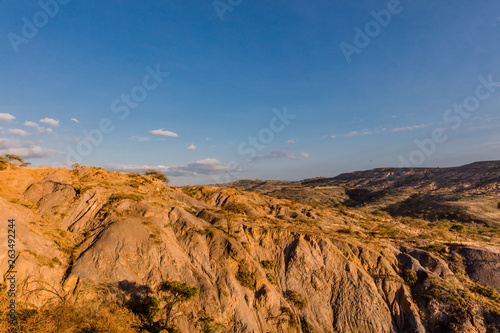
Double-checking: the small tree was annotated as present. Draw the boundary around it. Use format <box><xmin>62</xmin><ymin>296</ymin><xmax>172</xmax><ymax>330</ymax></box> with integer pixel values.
<box><xmin>5</xmin><ymin>154</ymin><xmax>23</xmax><ymax>165</ymax></box>
<box><xmin>2</xmin><ymin>154</ymin><xmax>30</xmax><ymax>168</ymax></box>
<box><xmin>158</xmin><ymin>280</ymin><xmax>200</xmax><ymax>328</ymax></box>
<box><xmin>144</xmin><ymin>169</ymin><xmax>170</xmax><ymax>184</ymax></box>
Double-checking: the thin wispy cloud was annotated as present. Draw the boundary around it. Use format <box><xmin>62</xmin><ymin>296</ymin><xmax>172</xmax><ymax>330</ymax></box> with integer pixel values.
<box><xmin>71</xmin><ymin>118</ymin><xmax>79</xmax><ymax>123</ymax></box>
<box><xmin>0</xmin><ymin>113</ymin><xmax>15</xmax><ymax>122</ymax></box>
<box><xmin>344</xmin><ymin>123</ymin><xmax>433</xmax><ymax>138</ymax></box>
<box><xmin>24</xmin><ymin>121</ymin><xmax>53</xmax><ymax>134</ymax></box>
<box><xmin>131</xmin><ymin>136</ymin><xmax>151</xmax><ymax>142</ymax></box>
<box><xmin>286</xmin><ymin>138</ymin><xmax>297</xmax><ymax>144</ymax></box>
<box><xmin>252</xmin><ymin>151</ymin><xmax>310</xmax><ymax>160</ymax></box>
<box><xmin>390</xmin><ymin>123</ymin><xmax>432</xmax><ymax>133</ymax></box>
<box><xmin>40</xmin><ymin>118</ymin><xmax>60</xmax><ymax>126</ymax></box>
<box><xmin>150</xmin><ymin>129</ymin><xmax>179</xmax><ymax>137</ymax></box>
<box><xmin>344</xmin><ymin>129</ymin><xmax>373</xmax><ymax>137</ymax></box>
<box><xmin>187</xmin><ymin>144</ymin><xmax>196</xmax><ymax>150</ymax></box>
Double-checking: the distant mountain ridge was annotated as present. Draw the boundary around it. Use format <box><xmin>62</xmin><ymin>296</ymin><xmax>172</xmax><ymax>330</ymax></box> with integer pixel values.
<box><xmin>219</xmin><ymin>161</ymin><xmax>500</xmax><ymax>226</ymax></box>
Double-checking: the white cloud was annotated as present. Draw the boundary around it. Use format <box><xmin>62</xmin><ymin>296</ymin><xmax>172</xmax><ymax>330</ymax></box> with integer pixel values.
<box><xmin>23</xmin><ymin>121</ymin><xmax>53</xmax><ymax>134</ymax></box>
<box><xmin>39</xmin><ymin>118</ymin><xmax>60</xmax><ymax>126</ymax></box>
<box><xmin>150</xmin><ymin>129</ymin><xmax>179</xmax><ymax>137</ymax></box>
<box><xmin>205</xmin><ymin>137</ymin><xmax>212</xmax><ymax>141</ymax></box>
<box><xmin>0</xmin><ymin>138</ymin><xmax>20</xmax><ymax>149</ymax></box>
<box><xmin>0</xmin><ymin>145</ymin><xmax>58</xmax><ymax>158</ymax></box>
<box><xmin>9</xmin><ymin>129</ymin><xmax>28</xmax><ymax>136</ymax></box>
<box><xmin>106</xmin><ymin>158</ymin><xmax>232</xmax><ymax>177</ymax></box>
<box><xmin>131</xmin><ymin>136</ymin><xmax>151</xmax><ymax>142</ymax></box>
<box><xmin>331</xmin><ymin>135</ymin><xmax>337</xmax><ymax>139</ymax></box>
<box><xmin>252</xmin><ymin>151</ymin><xmax>310</xmax><ymax>160</ymax></box>
<box><xmin>24</xmin><ymin>121</ymin><xmax>38</xmax><ymax>127</ymax></box>
<box><xmin>286</xmin><ymin>138</ymin><xmax>297</xmax><ymax>144</ymax></box>
<box><xmin>71</xmin><ymin>118</ymin><xmax>79</xmax><ymax>123</ymax></box>
<box><xmin>0</xmin><ymin>113</ymin><xmax>15</xmax><ymax>122</ymax></box>
<box><xmin>187</xmin><ymin>144</ymin><xmax>196</xmax><ymax>150</ymax></box>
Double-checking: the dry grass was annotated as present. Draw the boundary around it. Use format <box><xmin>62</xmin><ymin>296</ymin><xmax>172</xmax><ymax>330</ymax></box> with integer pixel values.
<box><xmin>0</xmin><ymin>288</ymin><xmax>141</xmax><ymax>333</ymax></box>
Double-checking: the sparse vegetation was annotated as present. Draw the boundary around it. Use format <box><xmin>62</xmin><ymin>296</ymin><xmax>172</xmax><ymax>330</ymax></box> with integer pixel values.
<box><xmin>158</xmin><ymin>280</ymin><xmax>200</xmax><ymax>328</ymax></box>
<box><xmin>236</xmin><ymin>268</ymin><xmax>257</xmax><ymax>291</ymax></box>
<box><xmin>0</xmin><ymin>156</ymin><xmax>8</xmax><ymax>170</ymax></box>
<box><xmin>403</xmin><ymin>269</ymin><xmax>418</xmax><ymax>287</ymax></box>
<box><xmin>423</xmin><ymin>243</ymin><xmax>449</xmax><ymax>255</ymax></box>
<box><xmin>373</xmin><ymin>210</ymin><xmax>391</xmax><ymax>218</ymax></box>
<box><xmin>223</xmin><ymin>202</ymin><xmax>248</xmax><ymax>214</ymax></box>
<box><xmin>109</xmin><ymin>192</ymin><xmax>144</xmax><ymax>203</ymax></box>
<box><xmin>136</xmin><ymin>295</ymin><xmax>161</xmax><ymax>325</ymax></box>
<box><xmin>0</xmin><ymin>283</ymin><xmax>141</xmax><ymax>333</ymax></box>
<box><xmin>0</xmin><ymin>154</ymin><xmax>30</xmax><ymax>170</ymax></box>
<box><xmin>197</xmin><ymin>311</ymin><xmax>225</xmax><ymax>333</ymax></box>
<box><xmin>450</xmin><ymin>224</ymin><xmax>466</xmax><ymax>232</ymax></box>
<box><xmin>261</xmin><ymin>260</ymin><xmax>277</xmax><ymax>270</ymax></box>
<box><xmin>286</xmin><ymin>290</ymin><xmax>307</xmax><ymax>310</ymax></box>
<box><xmin>472</xmin><ymin>285</ymin><xmax>500</xmax><ymax>300</ymax></box>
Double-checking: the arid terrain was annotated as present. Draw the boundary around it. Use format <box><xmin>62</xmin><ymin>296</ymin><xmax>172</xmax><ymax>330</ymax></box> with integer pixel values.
<box><xmin>221</xmin><ymin>161</ymin><xmax>500</xmax><ymax>227</ymax></box>
<box><xmin>1</xmin><ymin>163</ymin><xmax>500</xmax><ymax>332</ymax></box>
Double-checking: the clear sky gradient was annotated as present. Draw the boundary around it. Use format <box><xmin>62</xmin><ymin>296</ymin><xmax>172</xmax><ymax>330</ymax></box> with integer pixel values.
<box><xmin>1</xmin><ymin>1</ymin><xmax>500</xmax><ymax>185</ymax></box>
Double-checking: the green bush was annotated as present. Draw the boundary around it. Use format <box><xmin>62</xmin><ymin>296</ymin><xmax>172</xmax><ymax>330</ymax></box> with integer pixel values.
<box><xmin>373</xmin><ymin>210</ymin><xmax>391</xmax><ymax>218</ymax></box>
<box><xmin>450</xmin><ymin>224</ymin><xmax>466</xmax><ymax>232</ymax></box>
<box><xmin>236</xmin><ymin>269</ymin><xmax>257</xmax><ymax>290</ymax></box>
<box><xmin>197</xmin><ymin>311</ymin><xmax>225</xmax><ymax>333</ymax></box>
<box><xmin>286</xmin><ymin>290</ymin><xmax>307</xmax><ymax>310</ymax></box>
<box><xmin>472</xmin><ymin>285</ymin><xmax>500</xmax><ymax>300</ymax></box>
<box><xmin>402</xmin><ymin>269</ymin><xmax>418</xmax><ymax>287</ymax></box>
<box><xmin>223</xmin><ymin>203</ymin><xmax>248</xmax><ymax>214</ymax></box>
<box><xmin>136</xmin><ymin>295</ymin><xmax>160</xmax><ymax>324</ymax></box>
<box><xmin>109</xmin><ymin>193</ymin><xmax>144</xmax><ymax>203</ymax></box>
<box><xmin>423</xmin><ymin>243</ymin><xmax>448</xmax><ymax>255</ymax></box>
<box><xmin>261</xmin><ymin>260</ymin><xmax>276</xmax><ymax>270</ymax></box>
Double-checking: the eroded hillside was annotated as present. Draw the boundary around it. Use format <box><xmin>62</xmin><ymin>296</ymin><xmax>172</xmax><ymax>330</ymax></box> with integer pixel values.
<box><xmin>1</xmin><ymin>167</ymin><xmax>500</xmax><ymax>332</ymax></box>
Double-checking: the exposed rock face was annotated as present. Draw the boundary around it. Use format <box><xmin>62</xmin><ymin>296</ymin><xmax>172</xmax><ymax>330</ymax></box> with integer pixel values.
<box><xmin>0</xmin><ymin>167</ymin><xmax>499</xmax><ymax>332</ymax></box>
<box><xmin>450</xmin><ymin>245</ymin><xmax>500</xmax><ymax>292</ymax></box>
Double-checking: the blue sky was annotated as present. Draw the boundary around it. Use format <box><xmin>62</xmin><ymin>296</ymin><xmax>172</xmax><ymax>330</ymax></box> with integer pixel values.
<box><xmin>1</xmin><ymin>0</ymin><xmax>500</xmax><ymax>185</ymax></box>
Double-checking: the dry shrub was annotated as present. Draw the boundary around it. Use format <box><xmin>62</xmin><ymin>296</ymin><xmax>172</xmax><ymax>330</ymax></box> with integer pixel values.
<box><xmin>0</xmin><ymin>284</ymin><xmax>141</xmax><ymax>333</ymax></box>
